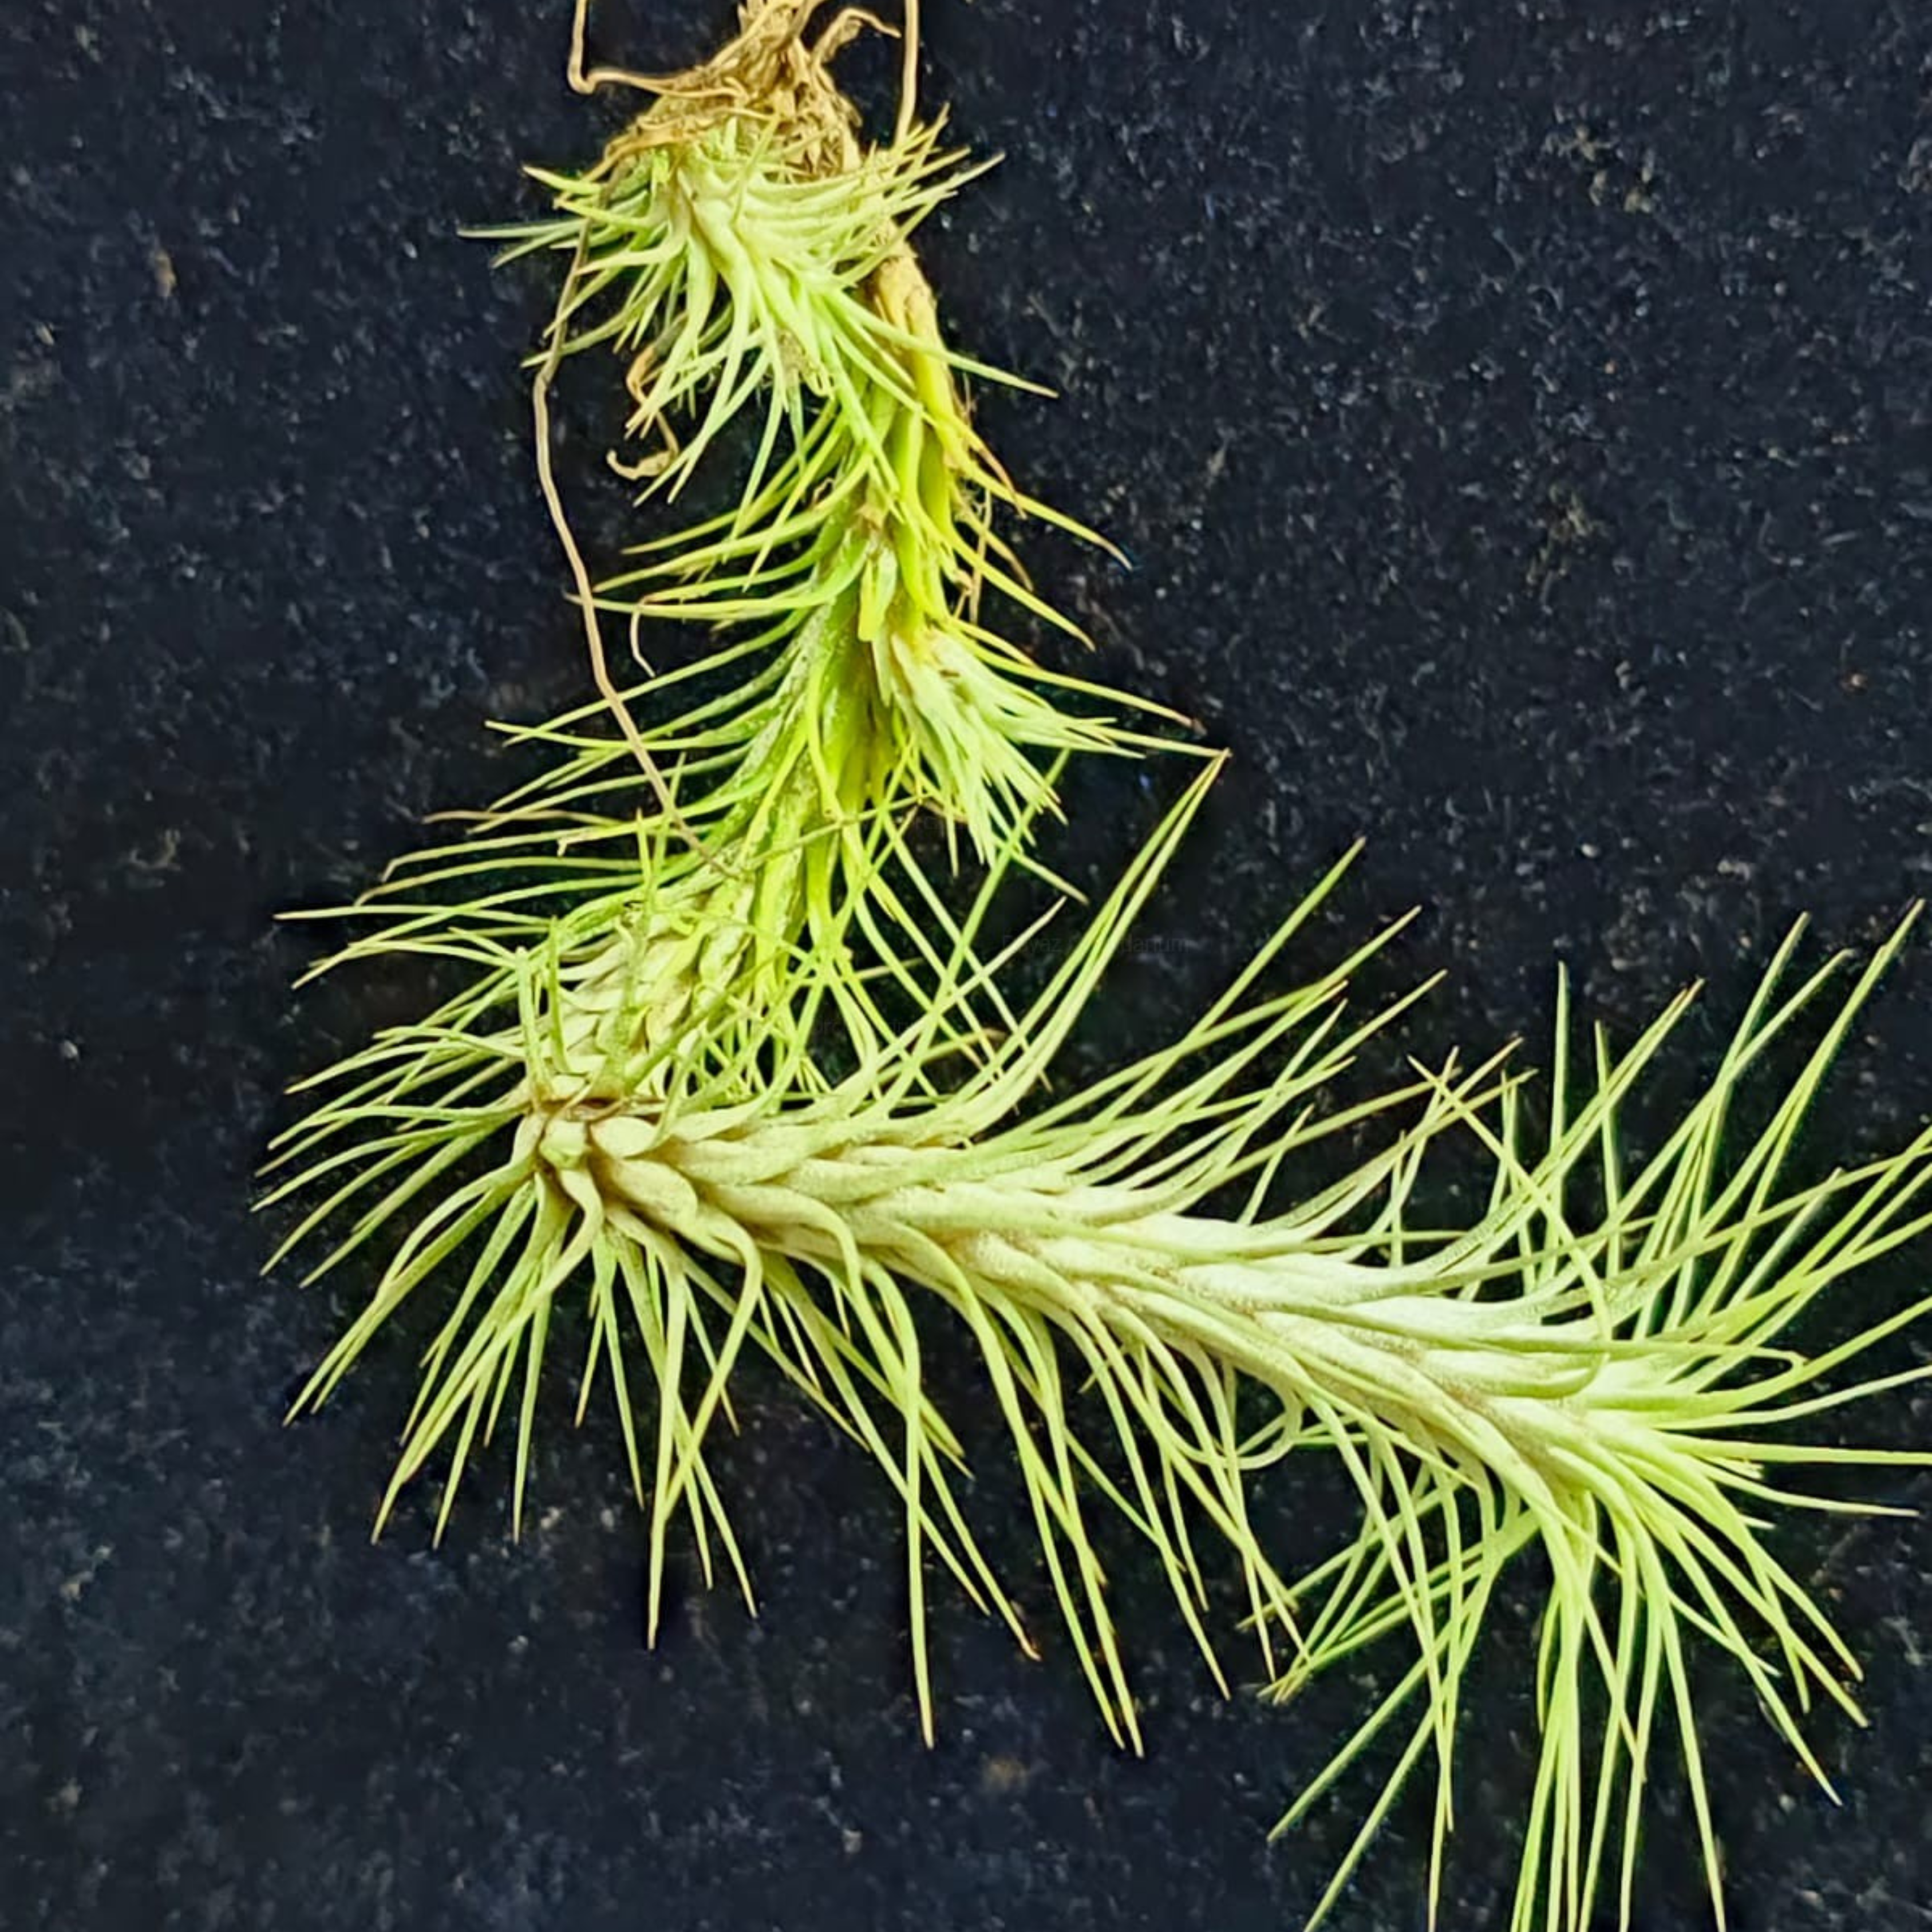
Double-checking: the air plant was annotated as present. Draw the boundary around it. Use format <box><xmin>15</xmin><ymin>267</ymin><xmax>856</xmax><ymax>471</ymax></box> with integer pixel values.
<box><xmin>270</xmin><ymin>5</ymin><xmax>1932</xmax><ymax>1931</ymax></box>
<box><xmin>278</xmin><ymin>742</ymin><xmax>1932</xmax><ymax>1929</ymax></box>
<box><xmin>488</xmin><ymin>0</ymin><xmax>1173</xmax><ymax>866</ymax></box>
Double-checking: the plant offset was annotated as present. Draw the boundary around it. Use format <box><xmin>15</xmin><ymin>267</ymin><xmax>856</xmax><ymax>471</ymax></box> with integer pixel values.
<box><xmin>268</xmin><ymin>4</ymin><xmax>1932</xmax><ymax>1927</ymax></box>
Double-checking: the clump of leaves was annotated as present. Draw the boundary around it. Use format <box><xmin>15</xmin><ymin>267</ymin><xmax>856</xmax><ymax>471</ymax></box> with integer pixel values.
<box><xmin>270</xmin><ymin>6</ymin><xmax>1932</xmax><ymax>1931</ymax></box>
<box><xmin>278</xmin><ymin>747</ymin><xmax>1932</xmax><ymax>1929</ymax></box>
<box><xmin>494</xmin><ymin>0</ymin><xmax>1178</xmax><ymax>865</ymax></box>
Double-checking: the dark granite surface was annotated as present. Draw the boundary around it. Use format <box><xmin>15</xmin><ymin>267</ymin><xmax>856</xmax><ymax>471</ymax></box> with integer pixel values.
<box><xmin>6</xmin><ymin>2</ymin><xmax>1932</xmax><ymax>1927</ymax></box>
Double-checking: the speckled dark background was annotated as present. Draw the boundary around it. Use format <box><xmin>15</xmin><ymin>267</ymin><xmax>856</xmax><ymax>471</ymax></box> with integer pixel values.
<box><xmin>6</xmin><ymin>2</ymin><xmax>1932</xmax><ymax>1927</ymax></box>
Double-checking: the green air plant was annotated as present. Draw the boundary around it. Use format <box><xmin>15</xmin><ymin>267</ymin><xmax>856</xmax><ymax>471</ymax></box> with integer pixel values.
<box><xmin>279</xmin><ymin>745</ymin><xmax>1932</xmax><ymax>1929</ymax></box>
<box><xmin>270</xmin><ymin>5</ymin><xmax>1932</xmax><ymax>1931</ymax></box>
<box><xmin>488</xmin><ymin>0</ymin><xmax>1175</xmax><ymax>871</ymax></box>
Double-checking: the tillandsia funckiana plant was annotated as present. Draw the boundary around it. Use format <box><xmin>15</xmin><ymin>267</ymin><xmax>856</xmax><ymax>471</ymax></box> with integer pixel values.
<box><xmin>497</xmin><ymin>0</ymin><xmax>1183</xmax><ymax>869</ymax></box>
<box><xmin>268</xmin><ymin>4</ymin><xmax>1932</xmax><ymax>1929</ymax></box>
